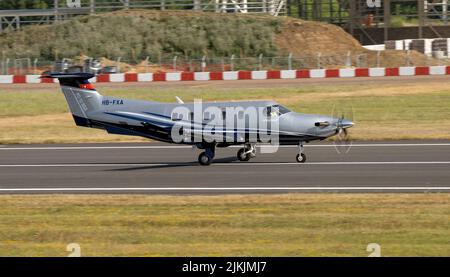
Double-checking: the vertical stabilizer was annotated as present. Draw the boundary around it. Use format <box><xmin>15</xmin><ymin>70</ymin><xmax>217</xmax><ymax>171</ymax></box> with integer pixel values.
<box><xmin>42</xmin><ymin>73</ymin><xmax>102</xmax><ymax>126</ymax></box>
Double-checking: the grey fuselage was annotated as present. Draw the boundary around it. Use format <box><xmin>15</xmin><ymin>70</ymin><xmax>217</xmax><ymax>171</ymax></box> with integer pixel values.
<box><xmin>60</xmin><ymin>83</ymin><xmax>348</xmax><ymax>146</ymax></box>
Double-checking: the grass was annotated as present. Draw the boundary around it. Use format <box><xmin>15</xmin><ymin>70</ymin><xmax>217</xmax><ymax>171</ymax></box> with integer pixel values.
<box><xmin>0</xmin><ymin>194</ymin><xmax>448</xmax><ymax>257</ymax></box>
<box><xmin>1</xmin><ymin>80</ymin><xmax>450</xmax><ymax>143</ymax></box>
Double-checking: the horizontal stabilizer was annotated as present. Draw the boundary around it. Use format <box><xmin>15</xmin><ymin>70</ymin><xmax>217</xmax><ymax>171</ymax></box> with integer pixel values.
<box><xmin>41</xmin><ymin>72</ymin><xmax>96</xmax><ymax>89</ymax></box>
<box><xmin>40</xmin><ymin>73</ymin><xmax>95</xmax><ymax>79</ymax></box>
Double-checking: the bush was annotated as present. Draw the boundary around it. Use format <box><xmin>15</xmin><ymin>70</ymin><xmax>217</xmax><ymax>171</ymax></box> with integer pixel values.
<box><xmin>0</xmin><ymin>11</ymin><xmax>283</xmax><ymax>61</ymax></box>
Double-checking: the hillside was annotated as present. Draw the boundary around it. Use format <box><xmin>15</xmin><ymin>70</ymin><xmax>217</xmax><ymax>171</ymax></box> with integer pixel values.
<box><xmin>0</xmin><ymin>10</ymin><xmax>282</xmax><ymax>61</ymax></box>
<box><xmin>0</xmin><ymin>10</ymin><xmax>436</xmax><ymax>69</ymax></box>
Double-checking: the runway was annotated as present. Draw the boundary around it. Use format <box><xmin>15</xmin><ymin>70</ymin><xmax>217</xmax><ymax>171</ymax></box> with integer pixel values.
<box><xmin>0</xmin><ymin>140</ymin><xmax>450</xmax><ymax>194</ymax></box>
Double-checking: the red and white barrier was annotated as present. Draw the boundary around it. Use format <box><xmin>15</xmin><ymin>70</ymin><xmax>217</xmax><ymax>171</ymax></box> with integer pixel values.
<box><xmin>1</xmin><ymin>66</ymin><xmax>449</xmax><ymax>84</ymax></box>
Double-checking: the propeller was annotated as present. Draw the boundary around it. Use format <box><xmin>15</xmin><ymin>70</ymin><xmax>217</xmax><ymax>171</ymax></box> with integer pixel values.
<box><xmin>331</xmin><ymin>102</ymin><xmax>355</xmax><ymax>154</ymax></box>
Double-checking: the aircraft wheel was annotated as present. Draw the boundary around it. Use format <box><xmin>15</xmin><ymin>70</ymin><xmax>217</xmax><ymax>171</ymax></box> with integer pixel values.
<box><xmin>237</xmin><ymin>148</ymin><xmax>251</xmax><ymax>162</ymax></box>
<box><xmin>198</xmin><ymin>152</ymin><xmax>213</xmax><ymax>166</ymax></box>
<box><xmin>296</xmin><ymin>153</ymin><xmax>306</xmax><ymax>163</ymax></box>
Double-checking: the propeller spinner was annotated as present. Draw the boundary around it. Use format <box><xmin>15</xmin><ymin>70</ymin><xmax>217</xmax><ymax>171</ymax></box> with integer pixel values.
<box><xmin>331</xmin><ymin>103</ymin><xmax>355</xmax><ymax>154</ymax></box>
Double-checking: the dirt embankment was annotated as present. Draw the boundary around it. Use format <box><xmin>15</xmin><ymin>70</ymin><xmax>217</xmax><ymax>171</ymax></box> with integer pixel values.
<box><xmin>275</xmin><ymin>19</ymin><xmax>440</xmax><ymax>68</ymax></box>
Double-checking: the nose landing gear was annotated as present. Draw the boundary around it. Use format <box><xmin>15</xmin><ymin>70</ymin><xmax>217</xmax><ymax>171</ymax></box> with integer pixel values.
<box><xmin>296</xmin><ymin>142</ymin><xmax>306</xmax><ymax>163</ymax></box>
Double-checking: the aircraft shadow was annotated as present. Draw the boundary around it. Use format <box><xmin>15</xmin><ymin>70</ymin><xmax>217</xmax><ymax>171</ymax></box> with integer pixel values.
<box><xmin>107</xmin><ymin>156</ymin><xmax>239</xmax><ymax>171</ymax></box>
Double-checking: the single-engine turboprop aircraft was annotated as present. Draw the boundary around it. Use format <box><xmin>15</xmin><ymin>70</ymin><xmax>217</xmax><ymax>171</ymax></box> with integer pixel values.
<box><xmin>43</xmin><ymin>73</ymin><xmax>354</xmax><ymax>165</ymax></box>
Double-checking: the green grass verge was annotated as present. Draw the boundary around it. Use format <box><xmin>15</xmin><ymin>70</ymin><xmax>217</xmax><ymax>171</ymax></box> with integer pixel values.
<box><xmin>0</xmin><ymin>194</ymin><xmax>448</xmax><ymax>257</ymax></box>
<box><xmin>1</xmin><ymin>80</ymin><xmax>450</xmax><ymax>143</ymax></box>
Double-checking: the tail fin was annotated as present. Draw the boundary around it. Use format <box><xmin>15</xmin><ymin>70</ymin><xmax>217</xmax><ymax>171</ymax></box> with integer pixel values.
<box><xmin>42</xmin><ymin>73</ymin><xmax>102</xmax><ymax>127</ymax></box>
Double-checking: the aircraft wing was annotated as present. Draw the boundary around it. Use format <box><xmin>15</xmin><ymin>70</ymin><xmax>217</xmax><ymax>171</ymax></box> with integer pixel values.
<box><xmin>181</xmin><ymin>128</ymin><xmax>247</xmax><ymax>143</ymax></box>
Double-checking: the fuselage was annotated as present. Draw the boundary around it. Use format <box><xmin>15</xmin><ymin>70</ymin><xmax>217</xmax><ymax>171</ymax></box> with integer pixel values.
<box><xmin>81</xmin><ymin>94</ymin><xmax>346</xmax><ymax>146</ymax></box>
<box><xmin>50</xmin><ymin>72</ymin><xmax>353</xmax><ymax>148</ymax></box>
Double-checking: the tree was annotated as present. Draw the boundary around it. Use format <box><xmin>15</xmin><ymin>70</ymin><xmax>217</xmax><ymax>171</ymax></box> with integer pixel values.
<box><xmin>0</xmin><ymin>0</ymin><xmax>51</xmax><ymax>9</ymax></box>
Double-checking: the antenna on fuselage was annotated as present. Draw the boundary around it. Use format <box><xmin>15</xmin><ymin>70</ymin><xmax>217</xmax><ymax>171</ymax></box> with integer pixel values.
<box><xmin>175</xmin><ymin>96</ymin><xmax>184</xmax><ymax>104</ymax></box>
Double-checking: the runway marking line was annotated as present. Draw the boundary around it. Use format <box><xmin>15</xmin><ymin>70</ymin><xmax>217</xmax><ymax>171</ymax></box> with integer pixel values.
<box><xmin>1</xmin><ymin>143</ymin><xmax>450</xmax><ymax>150</ymax></box>
<box><xmin>1</xmin><ymin>161</ymin><xmax>450</xmax><ymax>167</ymax></box>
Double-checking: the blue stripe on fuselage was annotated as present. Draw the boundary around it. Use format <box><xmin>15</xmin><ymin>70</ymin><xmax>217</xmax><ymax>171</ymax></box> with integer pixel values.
<box><xmin>104</xmin><ymin>112</ymin><xmax>173</xmax><ymax>128</ymax></box>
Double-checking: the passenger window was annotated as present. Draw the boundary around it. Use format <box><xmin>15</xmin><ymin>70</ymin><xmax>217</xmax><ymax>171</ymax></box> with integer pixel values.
<box><xmin>171</xmin><ymin>113</ymin><xmax>182</xmax><ymax>121</ymax></box>
<box><xmin>263</xmin><ymin>107</ymin><xmax>270</xmax><ymax>117</ymax></box>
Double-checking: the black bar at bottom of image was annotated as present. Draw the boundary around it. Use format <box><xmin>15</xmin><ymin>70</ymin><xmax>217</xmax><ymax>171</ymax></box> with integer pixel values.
<box><xmin>0</xmin><ymin>257</ymin><xmax>448</xmax><ymax>275</ymax></box>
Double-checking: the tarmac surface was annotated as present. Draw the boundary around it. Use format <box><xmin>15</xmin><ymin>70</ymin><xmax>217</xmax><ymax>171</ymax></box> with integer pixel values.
<box><xmin>0</xmin><ymin>141</ymin><xmax>449</xmax><ymax>194</ymax></box>
<box><xmin>1</xmin><ymin>75</ymin><xmax>449</xmax><ymax>194</ymax></box>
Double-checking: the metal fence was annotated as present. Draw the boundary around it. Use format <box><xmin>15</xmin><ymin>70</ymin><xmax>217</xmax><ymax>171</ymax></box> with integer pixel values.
<box><xmin>2</xmin><ymin>52</ymin><xmax>449</xmax><ymax>75</ymax></box>
<box><xmin>0</xmin><ymin>0</ymin><xmax>286</xmax><ymax>33</ymax></box>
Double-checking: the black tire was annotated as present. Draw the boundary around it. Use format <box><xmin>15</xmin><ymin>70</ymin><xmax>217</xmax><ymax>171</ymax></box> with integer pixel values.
<box><xmin>237</xmin><ymin>148</ymin><xmax>251</xmax><ymax>161</ymax></box>
<box><xmin>296</xmin><ymin>153</ymin><xmax>306</xmax><ymax>163</ymax></box>
<box><xmin>198</xmin><ymin>152</ymin><xmax>212</xmax><ymax>166</ymax></box>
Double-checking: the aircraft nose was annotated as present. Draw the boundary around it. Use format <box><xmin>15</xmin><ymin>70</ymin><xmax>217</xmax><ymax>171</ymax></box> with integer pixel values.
<box><xmin>340</xmin><ymin>119</ymin><xmax>354</xmax><ymax>129</ymax></box>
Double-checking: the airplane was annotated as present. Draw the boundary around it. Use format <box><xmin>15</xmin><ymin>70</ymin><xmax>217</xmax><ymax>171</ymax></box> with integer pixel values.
<box><xmin>43</xmin><ymin>73</ymin><xmax>354</xmax><ymax>165</ymax></box>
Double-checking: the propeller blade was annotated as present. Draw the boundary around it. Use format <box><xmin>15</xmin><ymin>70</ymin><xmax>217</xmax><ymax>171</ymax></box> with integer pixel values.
<box><xmin>331</xmin><ymin>101</ymin><xmax>354</xmax><ymax>154</ymax></box>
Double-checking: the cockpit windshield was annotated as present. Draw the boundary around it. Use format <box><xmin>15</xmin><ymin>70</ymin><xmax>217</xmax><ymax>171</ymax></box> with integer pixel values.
<box><xmin>264</xmin><ymin>104</ymin><xmax>291</xmax><ymax>117</ymax></box>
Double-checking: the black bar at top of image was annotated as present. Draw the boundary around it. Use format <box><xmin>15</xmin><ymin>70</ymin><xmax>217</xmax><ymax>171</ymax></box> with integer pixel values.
<box><xmin>0</xmin><ymin>257</ymin><xmax>448</xmax><ymax>276</ymax></box>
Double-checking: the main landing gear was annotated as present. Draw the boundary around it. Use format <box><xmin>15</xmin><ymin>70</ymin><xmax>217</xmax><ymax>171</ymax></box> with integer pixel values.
<box><xmin>296</xmin><ymin>142</ymin><xmax>306</xmax><ymax>163</ymax></box>
<box><xmin>198</xmin><ymin>143</ymin><xmax>257</xmax><ymax>165</ymax></box>
<box><xmin>197</xmin><ymin>142</ymin><xmax>306</xmax><ymax>165</ymax></box>
<box><xmin>198</xmin><ymin>144</ymin><xmax>215</xmax><ymax>166</ymax></box>
<box><xmin>237</xmin><ymin>144</ymin><xmax>256</xmax><ymax>162</ymax></box>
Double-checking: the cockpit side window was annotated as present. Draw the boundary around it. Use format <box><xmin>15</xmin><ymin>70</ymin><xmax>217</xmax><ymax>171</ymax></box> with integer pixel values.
<box><xmin>274</xmin><ymin>105</ymin><xmax>291</xmax><ymax>115</ymax></box>
<box><xmin>264</xmin><ymin>105</ymin><xmax>291</xmax><ymax>118</ymax></box>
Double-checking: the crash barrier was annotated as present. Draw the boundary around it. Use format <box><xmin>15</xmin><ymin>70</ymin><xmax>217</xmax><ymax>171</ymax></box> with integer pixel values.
<box><xmin>0</xmin><ymin>66</ymin><xmax>449</xmax><ymax>84</ymax></box>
